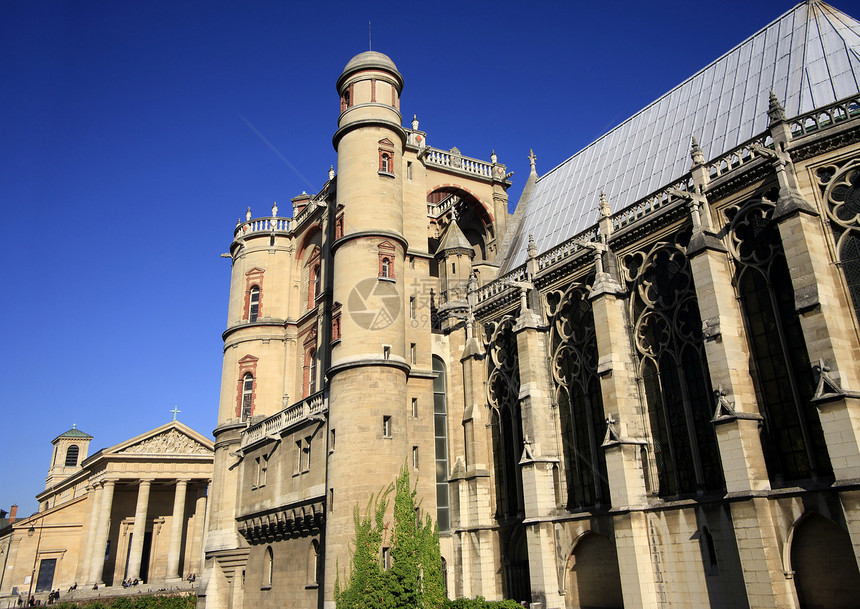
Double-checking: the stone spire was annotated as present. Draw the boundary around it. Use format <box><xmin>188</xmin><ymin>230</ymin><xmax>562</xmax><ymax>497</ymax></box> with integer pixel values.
<box><xmin>528</xmin><ymin>149</ymin><xmax>537</xmax><ymax>176</ymax></box>
<box><xmin>768</xmin><ymin>90</ymin><xmax>786</xmax><ymax>125</ymax></box>
<box><xmin>690</xmin><ymin>136</ymin><xmax>705</xmax><ymax>166</ymax></box>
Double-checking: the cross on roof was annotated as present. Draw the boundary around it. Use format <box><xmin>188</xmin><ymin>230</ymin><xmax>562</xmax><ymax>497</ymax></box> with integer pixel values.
<box><xmin>170</xmin><ymin>405</ymin><xmax>181</xmax><ymax>421</ymax></box>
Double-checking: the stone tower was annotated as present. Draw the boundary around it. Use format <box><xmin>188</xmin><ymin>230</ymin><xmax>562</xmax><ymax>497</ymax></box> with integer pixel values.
<box><xmin>45</xmin><ymin>425</ymin><xmax>92</xmax><ymax>489</ymax></box>
<box><xmin>325</xmin><ymin>51</ymin><xmax>436</xmax><ymax>607</ymax></box>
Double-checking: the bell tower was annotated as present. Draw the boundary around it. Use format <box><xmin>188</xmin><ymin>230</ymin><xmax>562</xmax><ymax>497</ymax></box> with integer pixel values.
<box><xmin>324</xmin><ymin>51</ymin><xmax>412</xmax><ymax>607</ymax></box>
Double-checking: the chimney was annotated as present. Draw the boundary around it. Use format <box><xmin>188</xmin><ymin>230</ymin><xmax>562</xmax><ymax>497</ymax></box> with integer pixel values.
<box><xmin>9</xmin><ymin>505</ymin><xmax>17</xmax><ymax>522</ymax></box>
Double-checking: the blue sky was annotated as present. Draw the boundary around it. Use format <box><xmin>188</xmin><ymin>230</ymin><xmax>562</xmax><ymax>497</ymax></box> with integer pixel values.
<box><xmin>1</xmin><ymin>0</ymin><xmax>849</xmax><ymax>516</ymax></box>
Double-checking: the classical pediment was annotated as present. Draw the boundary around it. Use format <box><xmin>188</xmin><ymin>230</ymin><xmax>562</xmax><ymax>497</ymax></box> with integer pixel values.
<box><xmin>117</xmin><ymin>428</ymin><xmax>212</xmax><ymax>456</ymax></box>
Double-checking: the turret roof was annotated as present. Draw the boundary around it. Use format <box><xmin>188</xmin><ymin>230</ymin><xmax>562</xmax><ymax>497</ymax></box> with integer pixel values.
<box><xmin>338</xmin><ymin>51</ymin><xmax>403</xmax><ymax>90</ymax></box>
<box><xmin>438</xmin><ymin>221</ymin><xmax>474</xmax><ymax>256</ymax></box>
<box><xmin>501</xmin><ymin>1</ymin><xmax>860</xmax><ymax>269</ymax></box>
<box><xmin>53</xmin><ymin>425</ymin><xmax>93</xmax><ymax>442</ymax></box>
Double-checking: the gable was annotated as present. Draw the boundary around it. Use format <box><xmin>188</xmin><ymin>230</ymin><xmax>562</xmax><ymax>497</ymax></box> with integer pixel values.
<box><xmin>118</xmin><ymin>428</ymin><xmax>212</xmax><ymax>456</ymax></box>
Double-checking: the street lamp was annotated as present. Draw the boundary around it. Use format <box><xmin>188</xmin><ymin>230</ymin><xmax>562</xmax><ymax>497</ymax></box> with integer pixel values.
<box><xmin>26</xmin><ymin>516</ymin><xmax>44</xmax><ymax>606</ymax></box>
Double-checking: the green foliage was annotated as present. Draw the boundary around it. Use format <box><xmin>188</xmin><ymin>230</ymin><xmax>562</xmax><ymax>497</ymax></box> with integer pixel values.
<box><xmin>52</xmin><ymin>595</ymin><xmax>195</xmax><ymax>609</ymax></box>
<box><xmin>336</xmin><ymin>466</ymin><xmax>446</xmax><ymax>609</ymax></box>
<box><xmin>446</xmin><ymin>598</ymin><xmax>522</xmax><ymax>609</ymax></box>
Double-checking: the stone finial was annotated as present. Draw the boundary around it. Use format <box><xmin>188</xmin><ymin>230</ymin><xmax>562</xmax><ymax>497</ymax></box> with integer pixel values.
<box><xmin>690</xmin><ymin>136</ymin><xmax>705</xmax><ymax>166</ymax></box>
<box><xmin>768</xmin><ymin>91</ymin><xmax>786</xmax><ymax>125</ymax></box>
<box><xmin>527</xmin><ymin>234</ymin><xmax>538</xmax><ymax>259</ymax></box>
<box><xmin>329</xmin><ymin>165</ymin><xmax>335</xmax><ymax>181</ymax></box>
<box><xmin>246</xmin><ymin>206</ymin><xmax>252</xmax><ymax>221</ymax></box>
<box><xmin>271</xmin><ymin>201</ymin><xmax>278</xmax><ymax>217</ymax></box>
<box><xmin>599</xmin><ymin>191</ymin><xmax>611</xmax><ymax>218</ymax></box>
<box><xmin>467</xmin><ymin>271</ymin><xmax>478</xmax><ymax>295</ymax></box>
<box><xmin>412</xmin><ymin>114</ymin><xmax>419</xmax><ymax>131</ymax></box>
<box><xmin>490</xmin><ymin>150</ymin><xmax>497</xmax><ymax>164</ymax></box>
<box><xmin>528</xmin><ymin>149</ymin><xmax>537</xmax><ymax>175</ymax></box>
<box><xmin>236</xmin><ymin>218</ymin><xmax>242</xmax><ymax>228</ymax></box>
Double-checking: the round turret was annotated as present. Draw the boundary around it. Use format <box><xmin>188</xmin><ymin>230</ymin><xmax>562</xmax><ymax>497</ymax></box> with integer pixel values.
<box><xmin>337</xmin><ymin>51</ymin><xmax>403</xmax><ymax>92</ymax></box>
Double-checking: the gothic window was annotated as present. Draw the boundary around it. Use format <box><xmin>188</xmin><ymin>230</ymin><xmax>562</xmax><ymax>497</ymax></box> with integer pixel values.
<box><xmin>546</xmin><ymin>283</ymin><xmax>609</xmax><ymax>509</ymax></box>
<box><xmin>486</xmin><ymin>317</ymin><xmax>524</xmax><ymax>519</ymax></box>
<box><xmin>433</xmin><ymin>356</ymin><xmax>450</xmax><ymax>532</ymax></box>
<box><xmin>727</xmin><ymin>199</ymin><xmax>832</xmax><ymax>484</ymax></box>
<box><xmin>622</xmin><ymin>239</ymin><xmax>723</xmax><ymax>496</ymax></box>
<box><xmin>64</xmin><ymin>445</ymin><xmax>79</xmax><ymax>467</ymax></box>
<box><xmin>308</xmin><ymin>540</ymin><xmax>319</xmax><ymax>586</ymax></box>
<box><xmin>248</xmin><ymin>286</ymin><xmax>260</xmax><ymax>322</ymax></box>
<box><xmin>818</xmin><ymin>160</ymin><xmax>860</xmax><ymax>323</ymax></box>
<box><xmin>241</xmin><ymin>373</ymin><xmax>254</xmax><ymax>421</ymax></box>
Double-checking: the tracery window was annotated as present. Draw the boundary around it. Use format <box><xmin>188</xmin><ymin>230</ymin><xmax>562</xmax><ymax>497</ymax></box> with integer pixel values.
<box><xmin>486</xmin><ymin>316</ymin><xmax>523</xmax><ymax>519</ymax></box>
<box><xmin>546</xmin><ymin>283</ymin><xmax>609</xmax><ymax>509</ymax></box>
<box><xmin>726</xmin><ymin>199</ymin><xmax>832</xmax><ymax>484</ymax></box>
<box><xmin>817</xmin><ymin>159</ymin><xmax>860</xmax><ymax>322</ymax></box>
<box><xmin>622</xmin><ymin>238</ymin><xmax>723</xmax><ymax>496</ymax></box>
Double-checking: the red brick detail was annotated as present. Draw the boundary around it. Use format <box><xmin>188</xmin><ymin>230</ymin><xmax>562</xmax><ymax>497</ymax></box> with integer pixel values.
<box><xmin>331</xmin><ymin>312</ymin><xmax>341</xmax><ymax>342</ymax></box>
<box><xmin>235</xmin><ymin>355</ymin><xmax>259</xmax><ymax>419</ymax></box>
<box><xmin>377</xmin><ymin>240</ymin><xmax>397</xmax><ymax>279</ymax></box>
<box><xmin>335</xmin><ymin>213</ymin><xmax>344</xmax><ymax>239</ymax></box>
<box><xmin>302</xmin><ymin>341</ymin><xmax>318</xmax><ymax>398</ymax></box>
<box><xmin>378</xmin><ymin>139</ymin><xmax>395</xmax><ymax>174</ymax></box>
<box><xmin>392</xmin><ymin>85</ymin><xmax>396</xmax><ymax>109</ymax></box>
<box><xmin>242</xmin><ymin>268</ymin><xmax>265</xmax><ymax>321</ymax></box>
<box><xmin>371</xmin><ymin>78</ymin><xmax>376</xmax><ymax>102</ymax></box>
<box><xmin>306</xmin><ymin>247</ymin><xmax>321</xmax><ymax>310</ymax></box>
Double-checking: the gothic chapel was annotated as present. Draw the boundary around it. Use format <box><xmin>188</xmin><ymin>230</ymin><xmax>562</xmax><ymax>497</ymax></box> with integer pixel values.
<box><xmin>201</xmin><ymin>3</ymin><xmax>860</xmax><ymax>608</ymax></box>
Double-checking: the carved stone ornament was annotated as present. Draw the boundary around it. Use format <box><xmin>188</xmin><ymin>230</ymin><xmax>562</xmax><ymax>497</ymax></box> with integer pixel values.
<box><xmin>121</xmin><ymin>429</ymin><xmax>211</xmax><ymax>455</ymax></box>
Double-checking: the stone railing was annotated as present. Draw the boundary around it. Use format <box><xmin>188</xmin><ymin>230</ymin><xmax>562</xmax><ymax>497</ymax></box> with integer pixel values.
<box><xmin>704</xmin><ymin>133</ymin><xmax>774</xmax><ymax>180</ymax></box>
<box><xmin>233</xmin><ymin>216</ymin><xmax>291</xmax><ymax>239</ymax></box>
<box><xmin>241</xmin><ymin>390</ymin><xmax>326</xmax><ymax>449</ymax></box>
<box><xmin>537</xmin><ymin>225</ymin><xmax>601</xmax><ymax>271</ymax></box>
<box><xmin>475</xmin><ymin>264</ymin><xmax>528</xmax><ymax>304</ymax></box>
<box><xmin>428</xmin><ymin>193</ymin><xmax>460</xmax><ymax>218</ymax></box>
<box><xmin>612</xmin><ymin>174</ymin><xmax>695</xmax><ymax>231</ymax></box>
<box><xmin>790</xmin><ymin>93</ymin><xmax>860</xmax><ymax>138</ymax></box>
<box><xmin>424</xmin><ymin>147</ymin><xmax>493</xmax><ymax>178</ymax></box>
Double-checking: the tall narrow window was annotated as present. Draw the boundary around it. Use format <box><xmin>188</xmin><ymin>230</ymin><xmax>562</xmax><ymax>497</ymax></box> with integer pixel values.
<box><xmin>433</xmin><ymin>356</ymin><xmax>450</xmax><ymax>532</ymax></box>
<box><xmin>312</xmin><ymin>265</ymin><xmax>321</xmax><ymax>301</ymax></box>
<box><xmin>249</xmin><ymin>286</ymin><xmax>260</xmax><ymax>322</ymax></box>
<box><xmin>728</xmin><ymin>200</ymin><xmax>832</xmax><ymax>484</ymax></box>
<box><xmin>64</xmin><ymin>445</ymin><xmax>79</xmax><ymax>467</ymax></box>
<box><xmin>548</xmin><ymin>284</ymin><xmax>609</xmax><ymax>509</ymax></box>
<box><xmin>622</xmin><ymin>238</ymin><xmax>723</xmax><ymax>497</ymax></box>
<box><xmin>381</xmin><ymin>153</ymin><xmax>391</xmax><ymax>173</ymax></box>
<box><xmin>383</xmin><ymin>416</ymin><xmax>392</xmax><ymax>437</ymax></box>
<box><xmin>264</xmin><ymin>546</ymin><xmax>273</xmax><ymax>589</ymax></box>
<box><xmin>381</xmin><ymin>258</ymin><xmax>391</xmax><ymax>278</ymax></box>
<box><xmin>242</xmin><ymin>373</ymin><xmax>254</xmax><ymax>421</ymax></box>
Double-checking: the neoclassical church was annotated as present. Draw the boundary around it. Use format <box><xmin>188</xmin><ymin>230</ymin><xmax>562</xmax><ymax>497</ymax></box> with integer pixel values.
<box><xmin>0</xmin><ymin>422</ymin><xmax>213</xmax><ymax>598</ymax></box>
<box><xmin>200</xmin><ymin>2</ymin><xmax>860</xmax><ymax>608</ymax></box>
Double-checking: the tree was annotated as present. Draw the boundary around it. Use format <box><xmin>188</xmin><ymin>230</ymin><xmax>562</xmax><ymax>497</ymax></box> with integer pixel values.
<box><xmin>336</xmin><ymin>467</ymin><xmax>445</xmax><ymax>609</ymax></box>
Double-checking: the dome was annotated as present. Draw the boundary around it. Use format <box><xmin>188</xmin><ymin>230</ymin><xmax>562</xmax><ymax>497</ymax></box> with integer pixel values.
<box><xmin>337</xmin><ymin>51</ymin><xmax>403</xmax><ymax>91</ymax></box>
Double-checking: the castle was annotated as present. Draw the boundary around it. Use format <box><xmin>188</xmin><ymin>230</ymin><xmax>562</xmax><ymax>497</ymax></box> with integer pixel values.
<box><xmin>200</xmin><ymin>3</ymin><xmax>860</xmax><ymax>608</ymax></box>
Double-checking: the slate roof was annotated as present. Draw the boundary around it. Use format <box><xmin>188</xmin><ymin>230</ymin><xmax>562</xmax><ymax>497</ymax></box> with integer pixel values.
<box><xmin>502</xmin><ymin>1</ymin><xmax>860</xmax><ymax>270</ymax></box>
<box><xmin>53</xmin><ymin>425</ymin><xmax>93</xmax><ymax>442</ymax></box>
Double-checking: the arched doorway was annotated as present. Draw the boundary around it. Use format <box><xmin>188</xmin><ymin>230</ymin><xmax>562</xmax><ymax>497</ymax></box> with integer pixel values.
<box><xmin>791</xmin><ymin>513</ymin><xmax>860</xmax><ymax>608</ymax></box>
<box><xmin>565</xmin><ymin>533</ymin><xmax>623</xmax><ymax>609</ymax></box>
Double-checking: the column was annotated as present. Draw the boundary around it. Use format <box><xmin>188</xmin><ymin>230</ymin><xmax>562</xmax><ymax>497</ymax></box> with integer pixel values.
<box><xmin>80</xmin><ymin>483</ymin><xmax>102</xmax><ymax>584</ymax></box>
<box><xmin>513</xmin><ymin>296</ymin><xmax>564</xmax><ymax>609</ymax></box>
<box><xmin>126</xmin><ymin>479</ymin><xmax>152</xmax><ymax>582</ymax></box>
<box><xmin>191</xmin><ymin>483</ymin><xmax>209</xmax><ymax>576</ymax></box>
<box><xmin>89</xmin><ymin>480</ymin><xmax>115</xmax><ymax>585</ymax></box>
<box><xmin>166</xmin><ymin>479</ymin><xmax>189</xmax><ymax>582</ymax></box>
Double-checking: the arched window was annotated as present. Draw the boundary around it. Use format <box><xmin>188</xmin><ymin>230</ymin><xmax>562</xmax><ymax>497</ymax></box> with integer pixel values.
<box><xmin>309</xmin><ymin>349</ymin><xmax>317</xmax><ymax>394</ymax></box>
<box><xmin>65</xmin><ymin>445</ymin><xmax>79</xmax><ymax>467</ymax></box>
<box><xmin>242</xmin><ymin>373</ymin><xmax>254</xmax><ymax>421</ymax></box>
<box><xmin>432</xmin><ymin>356</ymin><xmax>450</xmax><ymax>532</ymax></box>
<box><xmin>312</xmin><ymin>265</ymin><xmax>321</xmax><ymax>301</ymax></box>
<box><xmin>728</xmin><ymin>200</ymin><xmax>831</xmax><ymax>484</ymax></box>
<box><xmin>248</xmin><ymin>286</ymin><xmax>260</xmax><ymax>322</ymax></box>
<box><xmin>264</xmin><ymin>546</ymin><xmax>273</xmax><ymax>588</ymax></box>
<box><xmin>381</xmin><ymin>258</ymin><xmax>391</xmax><ymax>278</ymax></box>
<box><xmin>549</xmin><ymin>284</ymin><xmax>609</xmax><ymax>510</ymax></box>
<box><xmin>381</xmin><ymin>153</ymin><xmax>391</xmax><ymax>173</ymax></box>
<box><xmin>623</xmin><ymin>239</ymin><xmax>723</xmax><ymax>496</ymax></box>
<box><xmin>487</xmin><ymin>317</ymin><xmax>524</xmax><ymax>518</ymax></box>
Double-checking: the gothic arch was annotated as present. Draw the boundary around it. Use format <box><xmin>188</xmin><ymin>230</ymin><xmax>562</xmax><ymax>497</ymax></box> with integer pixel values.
<box><xmin>428</xmin><ymin>186</ymin><xmax>494</xmax><ymax>260</ymax></box>
<box><xmin>788</xmin><ymin>511</ymin><xmax>860</xmax><ymax>608</ymax></box>
<box><xmin>563</xmin><ymin>532</ymin><xmax>623</xmax><ymax>609</ymax></box>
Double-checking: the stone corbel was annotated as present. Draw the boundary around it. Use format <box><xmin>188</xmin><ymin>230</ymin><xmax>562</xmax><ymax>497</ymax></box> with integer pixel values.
<box><xmin>701</xmin><ymin>316</ymin><xmax>721</xmax><ymax>341</ymax></box>
<box><xmin>711</xmin><ymin>386</ymin><xmax>762</xmax><ymax>424</ymax></box>
<box><xmin>601</xmin><ymin>415</ymin><xmax>647</xmax><ymax>448</ymax></box>
<box><xmin>596</xmin><ymin>354</ymin><xmax>614</xmax><ymax>377</ymax></box>
<box><xmin>811</xmin><ymin>359</ymin><xmax>860</xmax><ymax>405</ymax></box>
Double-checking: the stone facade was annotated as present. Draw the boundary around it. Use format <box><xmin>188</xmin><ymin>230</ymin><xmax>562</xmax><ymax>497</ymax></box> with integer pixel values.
<box><xmin>0</xmin><ymin>422</ymin><xmax>213</xmax><ymax>600</ymax></box>
<box><xmin>201</xmin><ymin>4</ymin><xmax>860</xmax><ymax>609</ymax></box>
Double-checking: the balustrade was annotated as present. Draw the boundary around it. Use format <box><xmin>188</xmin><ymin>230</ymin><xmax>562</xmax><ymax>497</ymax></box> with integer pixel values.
<box><xmin>241</xmin><ymin>390</ymin><xmax>326</xmax><ymax>449</ymax></box>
